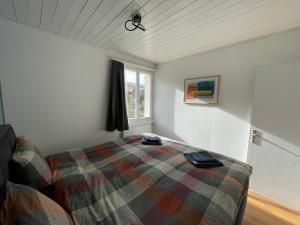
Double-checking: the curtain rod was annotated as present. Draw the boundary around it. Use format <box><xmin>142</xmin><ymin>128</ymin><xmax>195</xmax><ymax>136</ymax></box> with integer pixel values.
<box><xmin>111</xmin><ymin>57</ymin><xmax>157</xmax><ymax>72</ymax></box>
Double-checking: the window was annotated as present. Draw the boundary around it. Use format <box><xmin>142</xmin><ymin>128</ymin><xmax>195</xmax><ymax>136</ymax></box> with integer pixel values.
<box><xmin>125</xmin><ymin>66</ymin><xmax>152</xmax><ymax>123</ymax></box>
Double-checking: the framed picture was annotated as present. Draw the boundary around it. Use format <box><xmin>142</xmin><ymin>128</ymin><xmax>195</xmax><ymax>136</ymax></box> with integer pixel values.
<box><xmin>184</xmin><ymin>76</ymin><xmax>220</xmax><ymax>104</ymax></box>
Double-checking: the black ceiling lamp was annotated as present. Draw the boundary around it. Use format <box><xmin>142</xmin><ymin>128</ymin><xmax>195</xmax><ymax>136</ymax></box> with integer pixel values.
<box><xmin>125</xmin><ymin>11</ymin><xmax>146</xmax><ymax>32</ymax></box>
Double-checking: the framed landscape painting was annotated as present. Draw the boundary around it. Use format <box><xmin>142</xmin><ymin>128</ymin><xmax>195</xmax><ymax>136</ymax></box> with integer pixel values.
<box><xmin>184</xmin><ymin>76</ymin><xmax>220</xmax><ymax>104</ymax></box>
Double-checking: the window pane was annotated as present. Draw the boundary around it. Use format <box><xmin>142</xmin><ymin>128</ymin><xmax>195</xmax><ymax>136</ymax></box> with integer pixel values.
<box><xmin>139</xmin><ymin>71</ymin><xmax>151</xmax><ymax>118</ymax></box>
<box><xmin>125</xmin><ymin>68</ymin><xmax>136</xmax><ymax>119</ymax></box>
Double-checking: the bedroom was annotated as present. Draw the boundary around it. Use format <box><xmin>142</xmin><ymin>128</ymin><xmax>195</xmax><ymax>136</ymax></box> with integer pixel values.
<box><xmin>0</xmin><ymin>0</ymin><xmax>299</xmax><ymax>225</ymax></box>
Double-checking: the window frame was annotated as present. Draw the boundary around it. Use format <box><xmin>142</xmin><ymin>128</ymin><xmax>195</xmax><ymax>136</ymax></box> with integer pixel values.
<box><xmin>124</xmin><ymin>65</ymin><xmax>153</xmax><ymax>127</ymax></box>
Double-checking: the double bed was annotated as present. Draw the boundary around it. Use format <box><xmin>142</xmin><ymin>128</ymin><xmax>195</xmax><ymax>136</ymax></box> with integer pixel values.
<box><xmin>0</xmin><ymin>125</ymin><xmax>252</xmax><ymax>225</ymax></box>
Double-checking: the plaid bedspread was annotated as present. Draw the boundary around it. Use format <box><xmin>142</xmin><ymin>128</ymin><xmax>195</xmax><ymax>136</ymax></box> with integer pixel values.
<box><xmin>47</xmin><ymin>136</ymin><xmax>252</xmax><ymax>225</ymax></box>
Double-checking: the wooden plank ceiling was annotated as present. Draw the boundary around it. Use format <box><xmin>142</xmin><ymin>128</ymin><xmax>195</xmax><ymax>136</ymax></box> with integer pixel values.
<box><xmin>1</xmin><ymin>0</ymin><xmax>300</xmax><ymax>63</ymax></box>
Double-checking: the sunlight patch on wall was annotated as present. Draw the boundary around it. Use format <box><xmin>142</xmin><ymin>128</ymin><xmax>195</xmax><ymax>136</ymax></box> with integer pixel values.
<box><xmin>174</xmin><ymin>89</ymin><xmax>250</xmax><ymax>162</ymax></box>
<box><xmin>174</xmin><ymin>89</ymin><xmax>213</xmax><ymax>150</ymax></box>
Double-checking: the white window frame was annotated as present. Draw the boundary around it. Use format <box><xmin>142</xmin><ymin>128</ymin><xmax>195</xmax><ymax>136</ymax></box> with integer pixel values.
<box><xmin>124</xmin><ymin>65</ymin><xmax>154</xmax><ymax>127</ymax></box>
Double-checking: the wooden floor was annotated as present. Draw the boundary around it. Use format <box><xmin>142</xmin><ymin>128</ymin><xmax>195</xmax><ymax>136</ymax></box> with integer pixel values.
<box><xmin>243</xmin><ymin>193</ymin><xmax>300</xmax><ymax>225</ymax></box>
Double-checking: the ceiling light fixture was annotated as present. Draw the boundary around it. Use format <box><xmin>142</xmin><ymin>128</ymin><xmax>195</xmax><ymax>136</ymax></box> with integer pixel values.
<box><xmin>125</xmin><ymin>11</ymin><xmax>146</xmax><ymax>32</ymax></box>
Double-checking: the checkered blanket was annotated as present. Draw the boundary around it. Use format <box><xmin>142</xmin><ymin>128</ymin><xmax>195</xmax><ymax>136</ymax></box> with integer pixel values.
<box><xmin>47</xmin><ymin>136</ymin><xmax>252</xmax><ymax>225</ymax></box>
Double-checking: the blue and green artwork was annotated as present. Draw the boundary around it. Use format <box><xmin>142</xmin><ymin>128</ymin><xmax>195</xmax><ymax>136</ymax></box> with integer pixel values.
<box><xmin>184</xmin><ymin>76</ymin><xmax>220</xmax><ymax>104</ymax></box>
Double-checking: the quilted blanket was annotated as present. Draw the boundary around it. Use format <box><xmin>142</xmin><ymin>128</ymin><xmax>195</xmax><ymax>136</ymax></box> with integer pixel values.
<box><xmin>47</xmin><ymin>136</ymin><xmax>252</xmax><ymax>225</ymax></box>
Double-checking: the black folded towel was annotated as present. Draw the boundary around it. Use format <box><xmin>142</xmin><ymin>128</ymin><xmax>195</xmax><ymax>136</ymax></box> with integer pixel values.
<box><xmin>142</xmin><ymin>136</ymin><xmax>162</xmax><ymax>145</ymax></box>
<box><xmin>184</xmin><ymin>151</ymin><xmax>223</xmax><ymax>168</ymax></box>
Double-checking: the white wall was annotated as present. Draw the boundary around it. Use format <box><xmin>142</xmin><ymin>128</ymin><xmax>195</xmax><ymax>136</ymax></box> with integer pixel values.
<box><xmin>0</xmin><ymin>81</ymin><xmax>4</xmax><ymax>124</ymax></box>
<box><xmin>154</xmin><ymin>28</ymin><xmax>300</xmax><ymax>162</ymax></box>
<box><xmin>0</xmin><ymin>18</ymin><xmax>153</xmax><ymax>155</ymax></box>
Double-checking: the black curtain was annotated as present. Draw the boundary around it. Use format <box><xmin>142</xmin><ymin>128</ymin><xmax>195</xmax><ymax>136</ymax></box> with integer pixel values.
<box><xmin>106</xmin><ymin>60</ymin><xmax>129</xmax><ymax>132</ymax></box>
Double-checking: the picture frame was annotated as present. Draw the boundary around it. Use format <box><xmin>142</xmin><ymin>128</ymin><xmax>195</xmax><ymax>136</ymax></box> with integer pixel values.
<box><xmin>184</xmin><ymin>75</ymin><xmax>220</xmax><ymax>104</ymax></box>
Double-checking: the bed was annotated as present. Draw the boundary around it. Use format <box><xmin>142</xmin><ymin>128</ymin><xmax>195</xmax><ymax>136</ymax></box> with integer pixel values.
<box><xmin>0</xmin><ymin>125</ymin><xmax>252</xmax><ymax>225</ymax></box>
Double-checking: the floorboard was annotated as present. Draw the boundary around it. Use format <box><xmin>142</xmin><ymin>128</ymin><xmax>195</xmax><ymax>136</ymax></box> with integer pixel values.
<box><xmin>243</xmin><ymin>193</ymin><xmax>300</xmax><ymax>225</ymax></box>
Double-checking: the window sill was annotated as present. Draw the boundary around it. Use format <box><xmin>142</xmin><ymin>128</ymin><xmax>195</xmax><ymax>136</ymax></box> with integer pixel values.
<box><xmin>129</xmin><ymin>117</ymin><xmax>153</xmax><ymax>127</ymax></box>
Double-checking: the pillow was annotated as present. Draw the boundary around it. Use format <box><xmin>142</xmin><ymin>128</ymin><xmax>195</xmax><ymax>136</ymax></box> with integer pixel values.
<box><xmin>0</xmin><ymin>181</ymin><xmax>74</xmax><ymax>225</ymax></box>
<box><xmin>10</xmin><ymin>138</ymin><xmax>52</xmax><ymax>190</ymax></box>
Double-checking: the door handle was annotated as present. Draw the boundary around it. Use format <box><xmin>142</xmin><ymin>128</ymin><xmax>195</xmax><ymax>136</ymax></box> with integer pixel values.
<box><xmin>251</xmin><ymin>130</ymin><xmax>300</xmax><ymax>158</ymax></box>
<box><xmin>251</xmin><ymin>130</ymin><xmax>262</xmax><ymax>145</ymax></box>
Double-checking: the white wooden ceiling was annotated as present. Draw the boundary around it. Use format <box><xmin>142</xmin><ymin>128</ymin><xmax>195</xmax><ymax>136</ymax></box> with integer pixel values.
<box><xmin>1</xmin><ymin>0</ymin><xmax>300</xmax><ymax>63</ymax></box>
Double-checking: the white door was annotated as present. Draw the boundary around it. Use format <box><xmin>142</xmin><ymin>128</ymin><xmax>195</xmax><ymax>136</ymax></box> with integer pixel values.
<box><xmin>248</xmin><ymin>62</ymin><xmax>300</xmax><ymax>210</ymax></box>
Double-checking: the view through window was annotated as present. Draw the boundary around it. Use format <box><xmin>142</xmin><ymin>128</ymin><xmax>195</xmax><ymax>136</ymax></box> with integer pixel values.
<box><xmin>125</xmin><ymin>67</ymin><xmax>152</xmax><ymax>120</ymax></box>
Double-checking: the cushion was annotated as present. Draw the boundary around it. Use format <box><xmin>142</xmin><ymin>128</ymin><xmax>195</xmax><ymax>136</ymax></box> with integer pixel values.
<box><xmin>11</xmin><ymin>138</ymin><xmax>52</xmax><ymax>190</ymax></box>
<box><xmin>0</xmin><ymin>181</ymin><xmax>74</xmax><ymax>225</ymax></box>
<box><xmin>0</xmin><ymin>125</ymin><xmax>16</xmax><ymax>185</ymax></box>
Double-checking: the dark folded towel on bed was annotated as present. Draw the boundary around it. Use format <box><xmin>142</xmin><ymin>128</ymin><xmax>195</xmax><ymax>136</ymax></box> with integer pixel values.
<box><xmin>142</xmin><ymin>136</ymin><xmax>162</xmax><ymax>145</ymax></box>
<box><xmin>184</xmin><ymin>151</ymin><xmax>223</xmax><ymax>168</ymax></box>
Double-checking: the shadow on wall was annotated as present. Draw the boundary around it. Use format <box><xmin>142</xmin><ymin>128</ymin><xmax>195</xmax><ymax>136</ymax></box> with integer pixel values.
<box><xmin>247</xmin><ymin>126</ymin><xmax>300</xmax><ymax>210</ymax></box>
<box><xmin>153</xmin><ymin>63</ymin><xmax>300</xmax><ymax>210</ymax></box>
<box><xmin>0</xmin><ymin>81</ymin><xmax>5</xmax><ymax>125</ymax></box>
<box><xmin>174</xmin><ymin>88</ymin><xmax>249</xmax><ymax>151</ymax></box>
<box><xmin>153</xmin><ymin>27</ymin><xmax>300</xmax><ymax>162</ymax></box>
<box><xmin>154</xmin><ymin>70</ymin><xmax>300</xmax><ymax>162</ymax></box>
<box><xmin>154</xmin><ymin>72</ymin><xmax>252</xmax><ymax>161</ymax></box>
<box><xmin>99</xmin><ymin>59</ymin><xmax>112</xmax><ymax>131</ymax></box>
